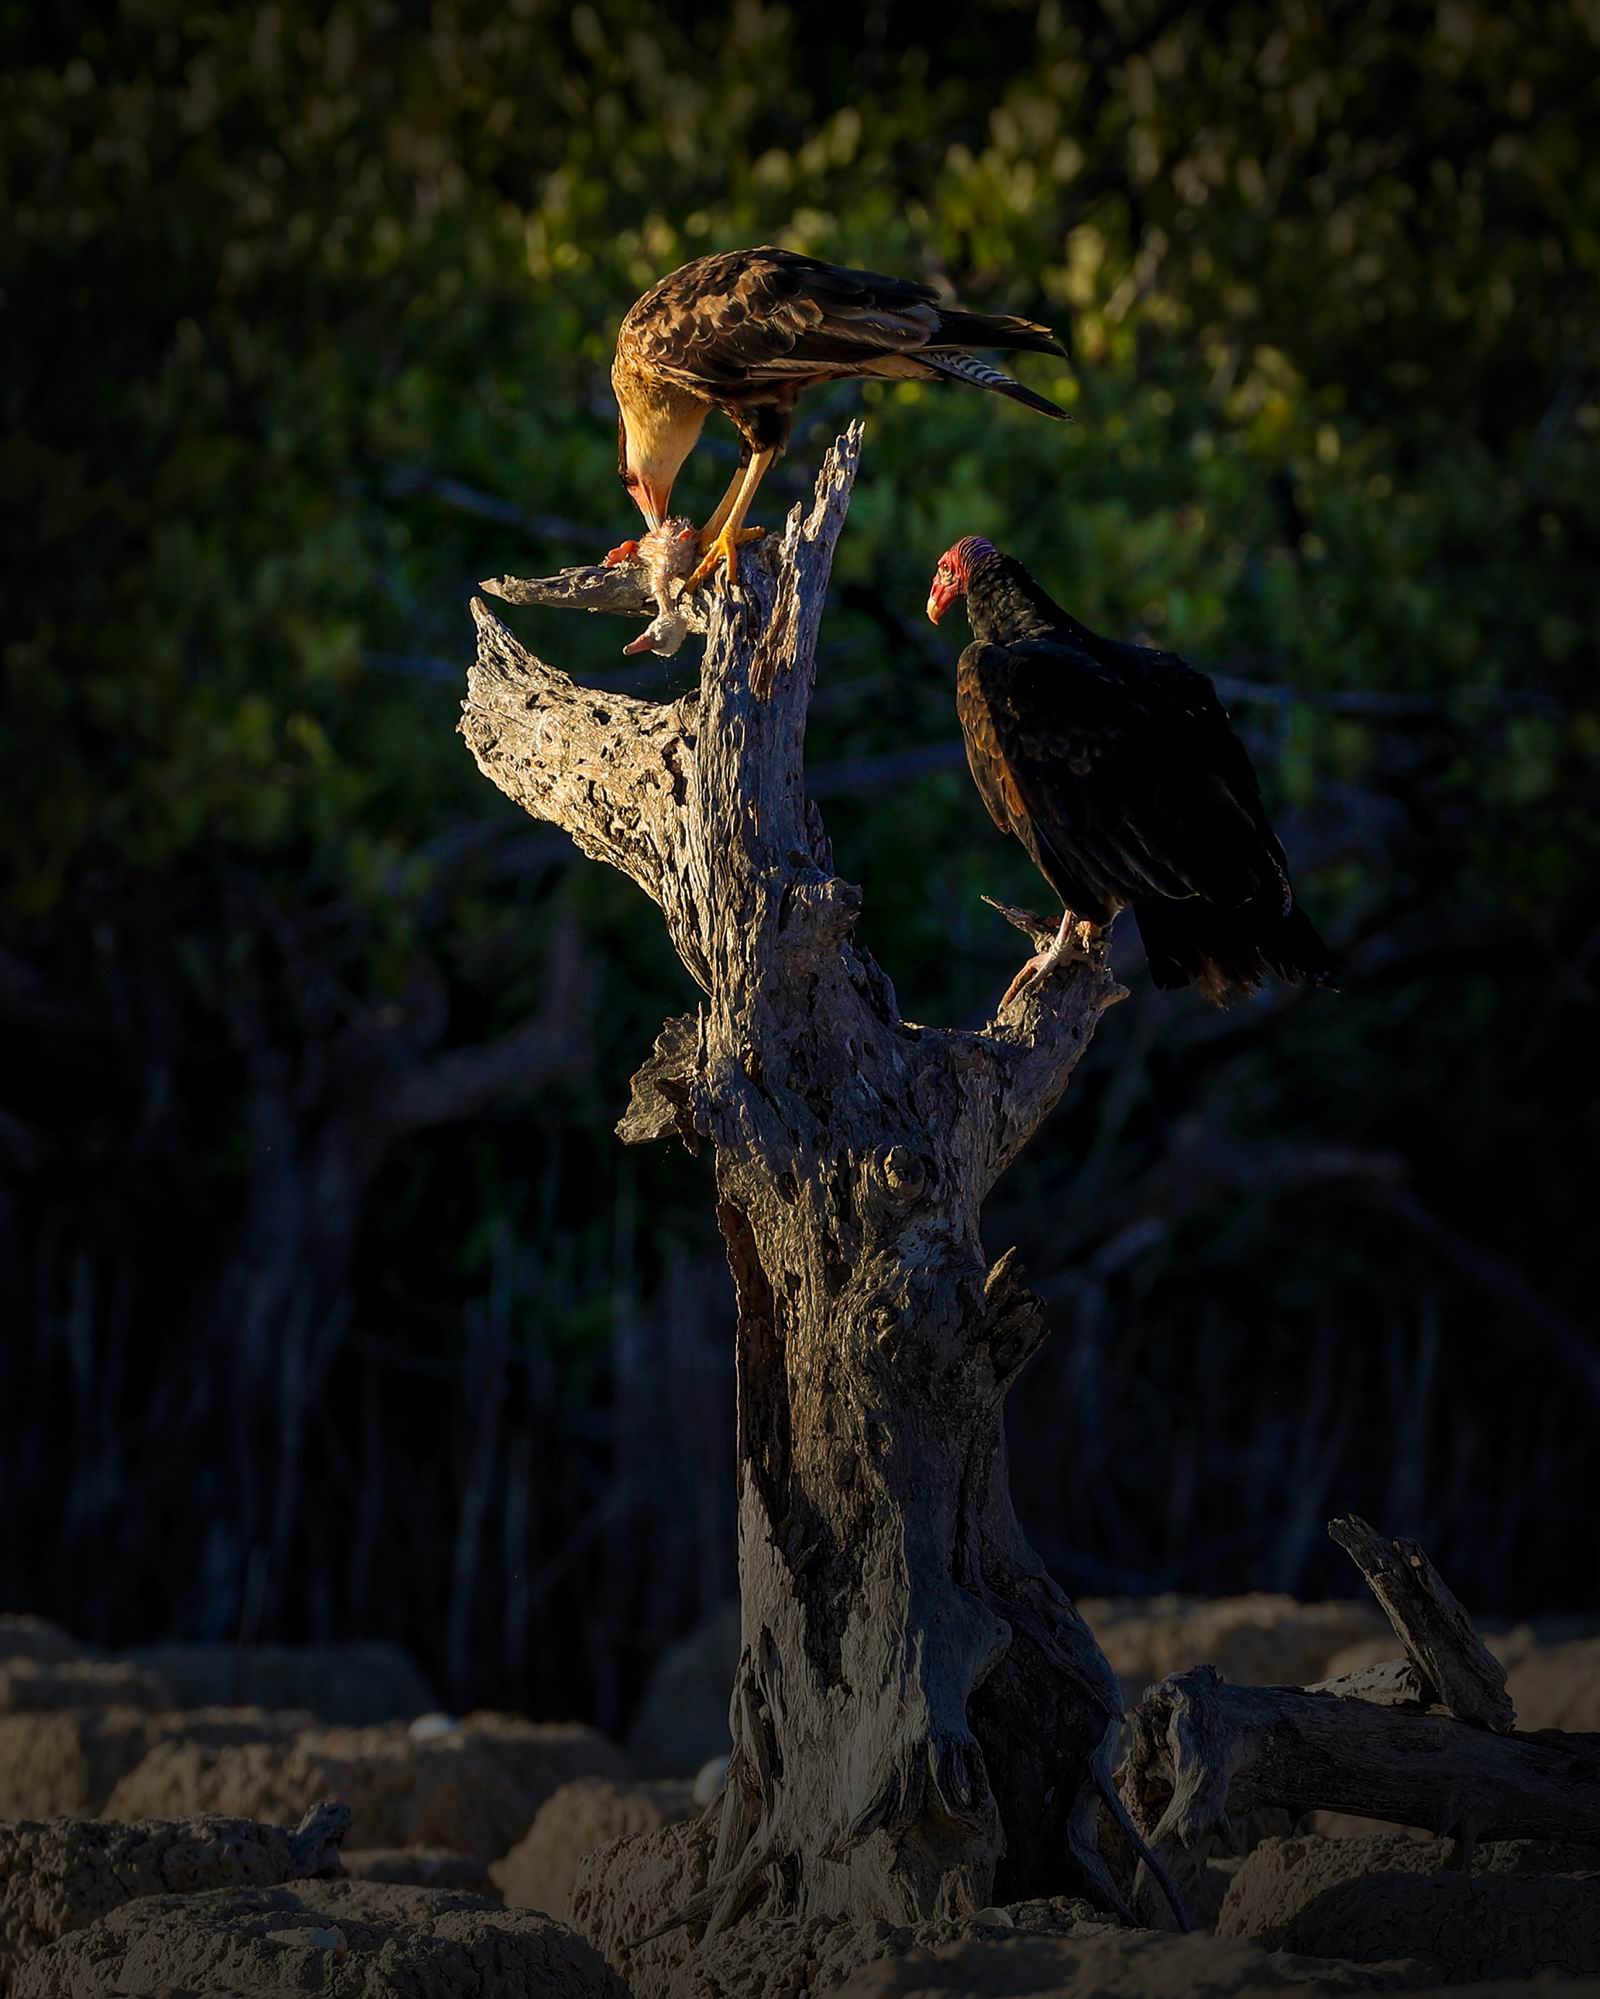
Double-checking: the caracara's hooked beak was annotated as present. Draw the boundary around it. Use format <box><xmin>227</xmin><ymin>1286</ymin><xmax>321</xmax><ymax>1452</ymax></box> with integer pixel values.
<box><xmin>636</xmin><ymin>484</ymin><xmax>670</xmax><ymax>532</ymax></box>
<box><xmin>926</xmin><ymin>565</ymin><xmax>962</xmax><ymax>625</ymax></box>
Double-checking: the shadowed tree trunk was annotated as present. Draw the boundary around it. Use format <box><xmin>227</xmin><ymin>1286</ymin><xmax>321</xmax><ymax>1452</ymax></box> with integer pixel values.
<box><xmin>460</xmin><ymin>426</ymin><xmax>1147</xmax><ymax>1932</ymax></box>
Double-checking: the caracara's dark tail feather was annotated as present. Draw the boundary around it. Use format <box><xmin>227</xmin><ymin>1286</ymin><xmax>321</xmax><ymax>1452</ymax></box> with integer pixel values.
<box><xmin>1135</xmin><ymin>896</ymin><xmax>1338</xmax><ymax>1008</ymax></box>
<box><xmin>932</xmin><ymin>308</ymin><xmax>1066</xmax><ymax>358</ymax></box>
<box><xmin>921</xmin><ymin>347</ymin><xmax>1068</xmax><ymax>419</ymax></box>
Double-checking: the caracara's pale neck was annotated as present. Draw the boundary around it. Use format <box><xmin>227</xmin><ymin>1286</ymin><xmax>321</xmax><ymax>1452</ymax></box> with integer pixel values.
<box><xmin>612</xmin><ymin>356</ymin><xmax>707</xmax><ymax>483</ymax></box>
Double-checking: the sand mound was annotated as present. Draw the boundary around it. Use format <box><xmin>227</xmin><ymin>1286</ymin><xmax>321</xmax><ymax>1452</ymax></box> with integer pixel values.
<box><xmin>12</xmin><ymin>1877</ymin><xmax>627</xmax><ymax>1998</ymax></box>
<box><xmin>828</xmin><ymin>1925</ymin><xmax>1600</xmax><ymax>1997</ymax></box>
<box><xmin>106</xmin><ymin>1712</ymin><xmax>628</xmax><ymax>1860</ymax></box>
<box><xmin>1501</xmin><ymin>1634</ymin><xmax>1600</xmax><ymax>1733</ymax></box>
<box><xmin>128</xmin><ymin>1641</ymin><xmax>435</xmax><ymax>1724</ymax></box>
<box><xmin>1219</xmin><ymin>1833</ymin><xmax>1600</xmax><ymax>1979</ymax></box>
<box><xmin>0</xmin><ymin>1706</ymin><xmax>304</xmax><ymax>1820</ymax></box>
<box><xmin>822</xmin><ymin>1925</ymin><xmax>1398</xmax><ymax>1997</ymax></box>
<box><xmin>495</xmin><ymin>1775</ymin><xmax>696</xmax><ymax>1918</ymax></box>
<box><xmin>1079</xmin><ymin>1594</ymin><xmax>1385</xmax><ymax>1703</ymax></box>
<box><xmin>0</xmin><ymin>1802</ymin><xmax>346</xmax><ymax>1988</ymax></box>
<box><xmin>571</xmin><ymin>1814</ymin><xmax>713</xmax><ymax>1993</ymax></box>
<box><xmin>0</xmin><ymin>1659</ymin><xmax>175</xmax><ymax>1714</ymax></box>
<box><xmin>1321</xmin><ymin>1628</ymin><xmax>1600</xmax><ymax>1732</ymax></box>
<box><xmin>342</xmin><ymin>1846</ymin><xmax>497</xmax><ymax>1894</ymax></box>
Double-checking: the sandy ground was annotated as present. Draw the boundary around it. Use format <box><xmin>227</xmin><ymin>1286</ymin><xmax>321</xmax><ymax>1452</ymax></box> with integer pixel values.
<box><xmin>2</xmin><ymin>1602</ymin><xmax>1596</xmax><ymax>1997</ymax></box>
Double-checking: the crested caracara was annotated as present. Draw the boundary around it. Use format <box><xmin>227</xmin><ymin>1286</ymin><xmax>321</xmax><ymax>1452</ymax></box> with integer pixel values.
<box><xmin>608</xmin><ymin>247</ymin><xmax>1067</xmax><ymax>586</ymax></box>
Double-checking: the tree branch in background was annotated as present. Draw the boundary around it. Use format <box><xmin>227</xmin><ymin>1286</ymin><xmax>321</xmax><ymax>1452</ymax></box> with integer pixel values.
<box><xmin>377</xmin><ymin>462</ymin><xmax>593</xmax><ymax>547</ymax></box>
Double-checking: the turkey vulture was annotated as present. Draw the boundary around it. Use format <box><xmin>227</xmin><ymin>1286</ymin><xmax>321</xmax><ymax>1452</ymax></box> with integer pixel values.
<box><xmin>926</xmin><ymin>537</ymin><xmax>1337</xmax><ymax>1007</ymax></box>
<box><xmin>608</xmin><ymin>248</ymin><xmax>1067</xmax><ymax>585</ymax></box>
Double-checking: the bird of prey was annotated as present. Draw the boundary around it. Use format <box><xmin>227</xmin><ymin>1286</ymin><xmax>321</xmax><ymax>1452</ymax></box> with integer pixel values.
<box><xmin>607</xmin><ymin>248</ymin><xmax>1067</xmax><ymax>586</ymax></box>
<box><xmin>927</xmin><ymin>537</ymin><xmax>1337</xmax><ymax>1007</ymax></box>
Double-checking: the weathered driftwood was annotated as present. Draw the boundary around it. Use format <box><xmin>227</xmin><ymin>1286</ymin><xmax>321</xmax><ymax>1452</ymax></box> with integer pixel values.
<box><xmin>1120</xmin><ymin>1517</ymin><xmax>1600</xmax><ymax>1907</ymax></box>
<box><xmin>1326</xmin><ymin>1512</ymin><xmax>1514</xmax><ymax>1731</ymax></box>
<box><xmin>1121</xmin><ymin>1665</ymin><xmax>1600</xmax><ymax>1867</ymax></box>
<box><xmin>460</xmin><ymin>426</ymin><xmax>1153</xmax><ymax>1934</ymax></box>
<box><xmin>1303</xmin><ymin>1657</ymin><xmax>1429</xmax><ymax>1707</ymax></box>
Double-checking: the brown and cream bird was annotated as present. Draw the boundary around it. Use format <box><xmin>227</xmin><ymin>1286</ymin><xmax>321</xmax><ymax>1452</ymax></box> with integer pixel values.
<box><xmin>606</xmin><ymin>247</ymin><xmax>1068</xmax><ymax>586</ymax></box>
<box><xmin>927</xmin><ymin>537</ymin><xmax>1338</xmax><ymax>1007</ymax></box>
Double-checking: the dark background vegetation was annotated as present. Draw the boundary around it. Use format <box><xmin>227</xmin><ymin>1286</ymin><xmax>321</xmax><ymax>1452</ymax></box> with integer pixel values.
<box><xmin>3</xmin><ymin>0</ymin><xmax>1597</xmax><ymax>1732</ymax></box>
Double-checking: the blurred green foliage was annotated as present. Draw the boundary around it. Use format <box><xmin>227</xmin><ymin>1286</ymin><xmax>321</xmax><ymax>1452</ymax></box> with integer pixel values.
<box><xmin>3</xmin><ymin>0</ymin><xmax>1599</xmax><ymax>1692</ymax></box>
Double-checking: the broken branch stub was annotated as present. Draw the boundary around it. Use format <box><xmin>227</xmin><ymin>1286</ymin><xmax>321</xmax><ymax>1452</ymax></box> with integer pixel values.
<box><xmin>481</xmin><ymin>557</ymin><xmax>699</xmax><ymax>628</ymax></box>
<box><xmin>459</xmin><ymin>425</ymin><xmax>1135</xmax><ymax>1934</ymax></box>
<box><xmin>1328</xmin><ymin>1512</ymin><xmax>1514</xmax><ymax>1732</ymax></box>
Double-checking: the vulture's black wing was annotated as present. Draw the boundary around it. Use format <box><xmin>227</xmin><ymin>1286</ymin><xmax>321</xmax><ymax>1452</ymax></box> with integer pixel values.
<box><xmin>962</xmin><ymin>636</ymin><xmax>1292</xmax><ymax>919</ymax></box>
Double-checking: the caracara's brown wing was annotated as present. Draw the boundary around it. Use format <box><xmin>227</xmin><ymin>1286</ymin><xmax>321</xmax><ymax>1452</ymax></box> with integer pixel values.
<box><xmin>618</xmin><ymin>248</ymin><xmax>949</xmax><ymax>397</ymax></box>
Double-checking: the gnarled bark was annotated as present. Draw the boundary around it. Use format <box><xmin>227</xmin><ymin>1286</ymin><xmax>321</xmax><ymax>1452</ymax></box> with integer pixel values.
<box><xmin>460</xmin><ymin>426</ymin><xmax>1141</xmax><ymax>1936</ymax></box>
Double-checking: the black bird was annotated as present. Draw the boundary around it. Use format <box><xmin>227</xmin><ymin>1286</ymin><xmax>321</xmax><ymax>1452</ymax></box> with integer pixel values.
<box><xmin>926</xmin><ymin>537</ymin><xmax>1337</xmax><ymax>1007</ymax></box>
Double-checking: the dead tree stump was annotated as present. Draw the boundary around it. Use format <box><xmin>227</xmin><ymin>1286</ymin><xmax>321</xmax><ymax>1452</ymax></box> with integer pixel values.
<box><xmin>460</xmin><ymin>427</ymin><xmax>1139</xmax><ymax>1933</ymax></box>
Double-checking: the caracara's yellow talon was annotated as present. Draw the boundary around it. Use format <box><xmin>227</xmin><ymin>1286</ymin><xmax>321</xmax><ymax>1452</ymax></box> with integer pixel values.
<box><xmin>689</xmin><ymin>523</ymin><xmax>765</xmax><ymax>589</ymax></box>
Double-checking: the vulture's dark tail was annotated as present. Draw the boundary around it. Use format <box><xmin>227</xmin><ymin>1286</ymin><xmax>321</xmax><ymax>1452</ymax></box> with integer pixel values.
<box><xmin>1135</xmin><ymin>896</ymin><xmax>1338</xmax><ymax>1008</ymax></box>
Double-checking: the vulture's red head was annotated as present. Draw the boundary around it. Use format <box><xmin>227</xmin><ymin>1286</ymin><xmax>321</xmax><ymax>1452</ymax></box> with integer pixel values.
<box><xmin>926</xmin><ymin>537</ymin><xmax>998</xmax><ymax>624</ymax></box>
